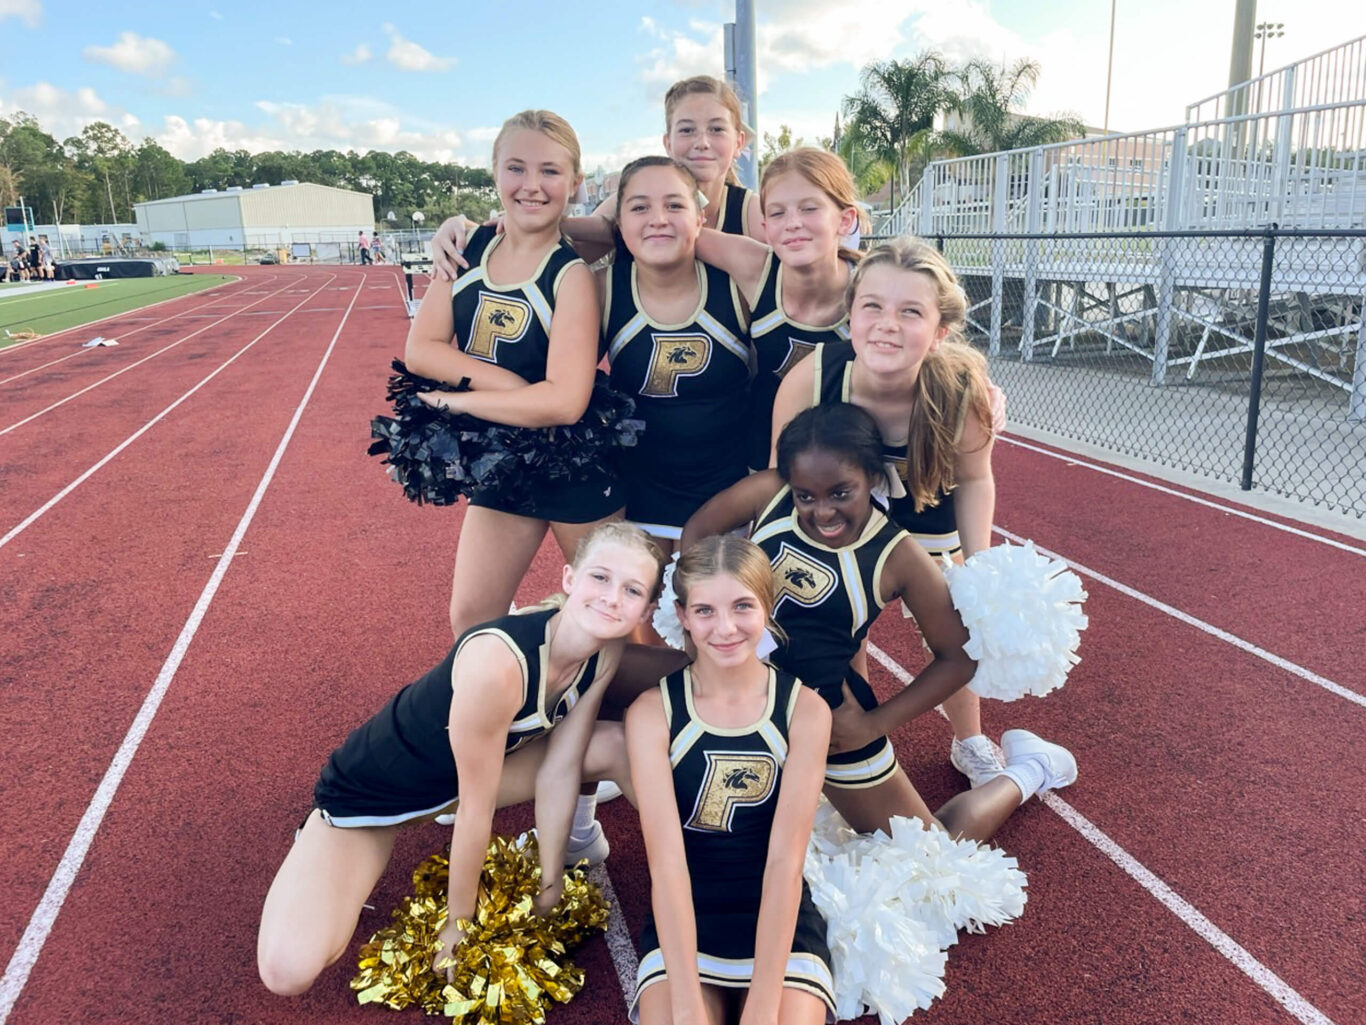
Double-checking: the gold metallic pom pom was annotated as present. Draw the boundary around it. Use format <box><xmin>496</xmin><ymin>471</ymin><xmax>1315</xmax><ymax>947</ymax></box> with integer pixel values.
<box><xmin>350</xmin><ymin>834</ymin><xmax>609</xmax><ymax>1020</ymax></box>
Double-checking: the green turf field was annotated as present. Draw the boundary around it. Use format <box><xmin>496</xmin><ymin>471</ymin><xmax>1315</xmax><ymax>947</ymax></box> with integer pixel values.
<box><xmin>0</xmin><ymin>274</ymin><xmax>237</xmax><ymax>346</ymax></box>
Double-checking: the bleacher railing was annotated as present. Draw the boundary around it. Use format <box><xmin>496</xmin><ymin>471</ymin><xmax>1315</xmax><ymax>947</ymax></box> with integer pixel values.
<box><xmin>1185</xmin><ymin>34</ymin><xmax>1366</xmax><ymax>123</ymax></box>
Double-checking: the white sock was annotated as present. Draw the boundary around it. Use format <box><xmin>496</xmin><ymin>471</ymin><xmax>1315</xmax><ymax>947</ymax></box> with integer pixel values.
<box><xmin>999</xmin><ymin>759</ymin><xmax>1046</xmax><ymax>803</ymax></box>
<box><xmin>570</xmin><ymin>793</ymin><xmax>598</xmax><ymax>840</ymax></box>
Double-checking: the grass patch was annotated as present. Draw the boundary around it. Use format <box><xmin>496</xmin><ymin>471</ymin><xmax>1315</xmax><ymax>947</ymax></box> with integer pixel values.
<box><xmin>0</xmin><ymin>274</ymin><xmax>237</xmax><ymax>345</ymax></box>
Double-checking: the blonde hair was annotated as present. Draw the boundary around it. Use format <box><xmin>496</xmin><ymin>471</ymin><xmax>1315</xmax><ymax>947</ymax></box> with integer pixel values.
<box><xmin>663</xmin><ymin>76</ymin><xmax>745</xmax><ymax>187</ymax></box>
<box><xmin>492</xmin><ymin>109</ymin><xmax>583</xmax><ymax>182</ymax></box>
<box><xmin>519</xmin><ymin>522</ymin><xmax>665</xmax><ymax>614</ymax></box>
<box><xmin>760</xmin><ymin>147</ymin><xmax>862</xmax><ymax>263</ymax></box>
<box><xmin>674</xmin><ymin>535</ymin><xmax>786</xmax><ymax>645</ymax></box>
<box><xmin>847</xmin><ymin>237</ymin><xmax>994</xmax><ymax>512</ymax></box>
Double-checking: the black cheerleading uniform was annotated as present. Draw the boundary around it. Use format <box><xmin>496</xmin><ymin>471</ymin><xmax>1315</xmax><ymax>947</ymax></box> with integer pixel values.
<box><xmin>717</xmin><ymin>182</ymin><xmax>757</xmax><ymax>236</ymax></box>
<box><xmin>603</xmin><ymin>248</ymin><xmax>753</xmax><ymax>535</ymax></box>
<box><xmin>751</xmin><ymin>485</ymin><xmax>908</xmax><ymax>789</ymax></box>
<box><xmin>451</xmin><ymin>226</ymin><xmax>621</xmax><ymax>523</ymax></box>
<box><xmin>746</xmin><ymin>251</ymin><xmax>852</xmax><ymax>470</ymax></box>
<box><xmin>314</xmin><ymin>608</ymin><xmax>599</xmax><ymax>826</ymax></box>
<box><xmin>813</xmin><ymin>340</ymin><xmax>961</xmax><ymax>557</ymax></box>
<box><xmin>631</xmin><ymin>666</ymin><xmax>835</xmax><ymax>1021</ymax></box>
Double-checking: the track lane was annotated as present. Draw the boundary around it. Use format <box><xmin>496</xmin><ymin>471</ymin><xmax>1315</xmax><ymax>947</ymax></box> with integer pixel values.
<box><xmin>0</xmin><ymin>277</ymin><xmax>366</xmax><ymax>975</ymax></box>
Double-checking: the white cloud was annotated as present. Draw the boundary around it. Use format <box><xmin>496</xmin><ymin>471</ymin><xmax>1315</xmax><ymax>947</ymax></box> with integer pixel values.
<box><xmin>82</xmin><ymin>31</ymin><xmax>176</xmax><ymax>77</ymax></box>
<box><xmin>209</xmin><ymin>9</ymin><xmax>222</xmax><ymax>18</ymax></box>
<box><xmin>274</xmin><ymin>36</ymin><xmax>292</xmax><ymax>46</ymax></box>
<box><xmin>340</xmin><ymin>43</ymin><xmax>372</xmax><ymax>65</ymax></box>
<box><xmin>0</xmin><ymin>81</ymin><xmax>133</xmax><ymax>141</ymax></box>
<box><xmin>0</xmin><ymin>0</ymin><xmax>41</xmax><ymax>28</ymax></box>
<box><xmin>383</xmin><ymin>23</ymin><xmax>454</xmax><ymax>72</ymax></box>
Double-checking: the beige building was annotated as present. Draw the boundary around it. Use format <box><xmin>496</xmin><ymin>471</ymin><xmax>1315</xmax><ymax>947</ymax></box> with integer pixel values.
<box><xmin>134</xmin><ymin>181</ymin><xmax>374</xmax><ymax>249</ymax></box>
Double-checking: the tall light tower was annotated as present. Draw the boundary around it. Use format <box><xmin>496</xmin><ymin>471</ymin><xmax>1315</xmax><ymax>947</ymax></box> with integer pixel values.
<box><xmin>725</xmin><ymin>0</ymin><xmax>758</xmax><ymax>190</ymax></box>
<box><xmin>1255</xmin><ymin>21</ymin><xmax>1284</xmax><ymax>78</ymax></box>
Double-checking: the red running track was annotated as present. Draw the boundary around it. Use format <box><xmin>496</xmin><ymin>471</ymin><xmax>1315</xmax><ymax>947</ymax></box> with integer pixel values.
<box><xmin>0</xmin><ymin>264</ymin><xmax>1361</xmax><ymax>1025</ymax></box>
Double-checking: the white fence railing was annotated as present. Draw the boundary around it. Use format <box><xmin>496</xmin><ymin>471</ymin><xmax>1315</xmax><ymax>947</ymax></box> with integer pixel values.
<box><xmin>895</xmin><ymin>101</ymin><xmax>1365</xmax><ymax>237</ymax></box>
<box><xmin>1185</xmin><ymin>34</ymin><xmax>1366</xmax><ymax>123</ymax></box>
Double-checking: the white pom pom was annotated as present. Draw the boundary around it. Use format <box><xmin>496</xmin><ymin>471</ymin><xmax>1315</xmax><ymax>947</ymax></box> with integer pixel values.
<box><xmin>803</xmin><ymin>800</ymin><xmax>1027</xmax><ymax>1023</ymax></box>
<box><xmin>651</xmin><ymin>552</ymin><xmax>687</xmax><ymax>650</ymax></box>
<box><xmin>943</xmin><ymin>541</ymin><xmax>1089</xmax><ymax>701</ymax></box>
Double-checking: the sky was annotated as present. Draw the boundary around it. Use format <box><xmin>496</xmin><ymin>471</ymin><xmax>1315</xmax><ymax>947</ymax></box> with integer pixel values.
<box><xmin>0</xmin><ymin>0</ymin><xmax>1362</xmax><ymax>175</ymax></box>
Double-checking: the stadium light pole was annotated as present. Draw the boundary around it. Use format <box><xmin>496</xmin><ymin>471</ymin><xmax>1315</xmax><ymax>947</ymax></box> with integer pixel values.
<box><xmin>1103</xmin><ymin>0</ymin><xmax>1117</xmax><ymax>133</ymax></box>
<box><xmin>1255</xmin><ymin>21</ymin><xmax>1284</xmax><ymax>78</ymax></box>
<box><xmin>725</xmin><ymin>0</ymin><xmax>758</xmax><ymax>190</ymax></box>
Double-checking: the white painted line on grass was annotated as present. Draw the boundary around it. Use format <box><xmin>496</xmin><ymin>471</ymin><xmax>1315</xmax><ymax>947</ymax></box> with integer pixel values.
<box><xmin>992</xmin><ymin>526</ymin><xmax>1366</xmax><ymax>709</ymax></box>
<box><xmin>0</xmin><ymin>276</ymin><xmax>365</xmax><ymax>1025</ymax></box>
<box><xmin>999</xmin><ymin>436</ymin><xmax>1365</xmax><ymax>557</ymax></box>
<box><xmin>1040</xmin><ymin>792</ymin><xmax>1337</xmax><ymax>1025</ymax></box>
<box><xmin>0</xmin><ymin>278</ymin><xmax>306</xmax><ymax>437</ymax></box>
<box><xmin>864</xmin><ymin>641</ymin><xmax>1339</xmax><ymax>1025</ymax></box>
<box><xmin>0</xmin><ymin>274</ymin><xmax>339</xmax><ymax>549</ymax></box>
<box><xmin>0</xmin><ymin>276</ymin><xmax>247</xmax><ymax>356</ymax></box>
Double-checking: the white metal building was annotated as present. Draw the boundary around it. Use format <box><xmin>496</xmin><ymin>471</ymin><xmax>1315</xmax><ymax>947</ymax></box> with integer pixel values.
<box><xmin>133</xmin><ymin>181</ymin><xmax>374</xmax><ymax>248</ymax></box>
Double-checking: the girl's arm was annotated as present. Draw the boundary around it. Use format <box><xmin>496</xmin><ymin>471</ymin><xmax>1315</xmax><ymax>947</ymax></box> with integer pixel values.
<box><xmin>694</xmin><ymin>227</ymin><xmax>770</xmax><ymax>306</ymax></box>
<box><xmin>438</xmin><ymin>635</ymin><xmax>526</xmax><ymax>967</ymax></box>
<box><xmin>831</xmin><ymin>541</ymin><xmax>975</xmax><ymax>753</ymax></box>
<box><xmin>952</xmin><ymin>410</ymin><xmax>997</xmax><ymax>558</ymax></box>
<box><xmin>561</xmin><ymin>213</ymin><xmax>615</xmax><ymax>264</ymax></box>
<box><xmin>743</xmin><ymin>192</ymin><xmax>766</xmax><ymax>242</ymax></box>
<box><xmin>677</xmin><ymin>470</ymin><xmax>783</xmax><ymax>551</ymax></box>
<box><xmin>430</xmin><ymin>215</ymin><xmax>474</xmax><ymax>280</ymax></box>
<box><xmin>428</xmin><ymin>262</ymin><xmax>600</xmax><ymax>427</ymax></box>
<box><xmin>626</xmin><ymin>690</ymin><xmax>711</xmax><ymax>1025</ymax></box>
<box><xmin>741</xmin><ymin>687</ymin><xmax>831</xmax><ymax>1025</ymax></box>
<box><xmin>767</xmin><ymin>356</ymin><xmax>818</xmax><ymax>467</ymax></box>
<box><xmin>530</xmin><ymin>644</ymin><xmax>621</xmax><ymax>909</ymax></box>
<box><xmin>404</xmin><ymin>274</ymin><xmax>531</xmax><ymax>392</ymax></box>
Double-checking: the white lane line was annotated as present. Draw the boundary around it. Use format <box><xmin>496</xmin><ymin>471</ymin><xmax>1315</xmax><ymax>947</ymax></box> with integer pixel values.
<box><xmin>0</xmin><ymin>274</ymin><xmax>339</xmax><ymax>549</ymax></box>
<box><xmin>589</xmin><ymin>864</ymin><xmax>640</xmax><ymax>1010</ymax></box>
<box><xmin>1040</xmin><ymin>793</ymin><xmax>1337</xmax><ymax>1025</ymax></box>
<box><xmin>999</xmin><ymin>436</ymin><xmax>1366</xmax><ymax>557</ymax></box>
<box><xmin>992</xmin><ymin>526</ymin><xmax>1365</xmax><ymax>708</ymax></box>
<box><xmin>0</xmin><ymin>278</ymin><xmax>306</xmax><ymax>437</ymax></box>
<box><xmin>0</xmin><ymin>276</ymin><xmax>246</xmax><ymax>356</ymax></box>
<box><xmin>864</xmin><ymin>641</ymin><xmax>1339</xmax><ymax>1025</ymax></box>
<box><xmin>0</xmin><ymin>349</ymin><xmax>88</xmax><ymax>386</ymax></box>
<box><xmin>0</xmin><ymin>276</ymin><xmax>365</xmax><ymax>1025</ymax></box>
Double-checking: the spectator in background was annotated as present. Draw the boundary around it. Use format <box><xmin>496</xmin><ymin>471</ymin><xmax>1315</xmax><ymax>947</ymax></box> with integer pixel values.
<box><xmin>38</xmin><ymin>237</ymin><xmax>54</xmax><ymax>280</ymax></box>
<box><xmin>358</xmin><ymin>230</ymin><xmax>372</xmax><ymax>265</ymax></box>
<box><xmin>9</xmin><ymin>241</ymin><xmax>29</xmax><ymax>282</ymax></box>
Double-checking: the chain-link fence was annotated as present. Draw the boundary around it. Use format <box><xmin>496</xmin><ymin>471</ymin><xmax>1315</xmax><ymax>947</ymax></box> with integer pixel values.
<box><xmin>871</xmin><ymin>228</ymin><xmax>1365</xmax><ymax>519</ymax></box>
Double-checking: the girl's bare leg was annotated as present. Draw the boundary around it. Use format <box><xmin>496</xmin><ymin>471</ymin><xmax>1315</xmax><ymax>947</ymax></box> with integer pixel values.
<box><xmin>257</xmin><ymin>812</ymin><xmax>397</xmax><ymax>995</ymax></box>
<box><xmin>449</xmin><ymin>506</ymin><xmax>549</xmax><ymax>638</ymax></box>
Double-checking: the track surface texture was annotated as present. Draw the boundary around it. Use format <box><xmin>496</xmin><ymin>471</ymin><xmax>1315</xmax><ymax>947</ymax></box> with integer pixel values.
<box><xmin>1</xmin><ymin>265</ymin><xmax>1361</xmax><ymax>1025</ymax></box>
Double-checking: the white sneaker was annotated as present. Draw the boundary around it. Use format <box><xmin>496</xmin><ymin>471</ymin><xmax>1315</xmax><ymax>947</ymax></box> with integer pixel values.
<box><xmin>950</xmin><ymin>734</ymin><xmax>1006</xmax><ymax>788</ymax></box>
<box><xmin>564</xmin><ymin>821</ymin><xmax>610</xmax><ymax>867</ymax></box>
<box><xmin>1000</xmin><ymin>729</ymin><xmax>1078</xmax><ymax>795</ymax></box>
<box><xmin>595</xmin><ymin>780</ymin><xmax>622</xmax><ymax>802</ymax></box>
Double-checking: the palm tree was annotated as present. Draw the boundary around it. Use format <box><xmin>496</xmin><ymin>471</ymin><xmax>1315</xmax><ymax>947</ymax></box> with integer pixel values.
<box><xmin>842</xmin><ymin>52</ymin><xmax>954</xmax><ymax>211</ymax></box>
<box><xmin>939</xmin><ymin>57</ymin><xmax>1086</xmax><ymax>156</ymax></box>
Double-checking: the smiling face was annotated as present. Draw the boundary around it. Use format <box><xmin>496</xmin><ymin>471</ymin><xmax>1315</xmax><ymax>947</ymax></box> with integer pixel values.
<box><xmin>493</xmin><ymin>128</ymin><xmax>578</xmax><ymax>234</ymax></box>
<box><xmin>761</xmin><ymin>171</ymin><xmax>856</xmax><ymax>268</ymax></box>
<box><xmin>848</xmin><ymin>264</ymin><xmax>949</xmax><ymax>378</ymax></box>
<box><xmin>787</xmin><ymin>447</ymin><xmax>877</xmax><ymax>549</ymax></box>
<box><xmin>560</xmin><ymin>540</ymin><xmax>658</xmax><ymax>640</ymax></box>
<box><xmin>664</xmin><ymin>93</ymin><xmax>744</xmax><ymax>188</ymax></box>
<box><xmin>617</xmin><ymin>163</ymin><xmax>703</xmax><ymax>266</ymax></box>
<box><xmin>678</xmin><ymin>573</ymin><xmax>768</xmax><ymax>669</ymax></box>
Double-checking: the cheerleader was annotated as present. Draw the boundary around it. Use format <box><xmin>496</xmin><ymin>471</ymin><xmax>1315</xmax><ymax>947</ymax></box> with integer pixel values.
<box><xmin>401</xmin><ymin>109</ymin><xmax>623</xmax><ymax>639</ymax></box>
<box><xmin>688</xmin><ymin>147</ymin><xmax>862</xmax><ymax>472</ymax></box>
<box><xmin>257</xmin><ymin>523</ymin><xmax>663</xmax><ymax>996</ymax></box>
<box><xmin>679</xmin><ymin>403</ymin><xmax>1076</xmax><ymax>838</ymax></box>
<box><xmin>770</xmin><ymin>237</ymin><xmax>1008</xmax><ymax>790</ymax></box>
<box><xmin>596</xmin><ymin>155</ymin><xmax>753</xmax><ymax>555</ymax></box>
<box><xmin>627</xmin><ymin>535</ymin><xmax>835</xmax><ymax>1025</ymax></box>
<box><xmin>429</xmin><ymin>75</ymin><xmax>762</xmax><ymax>279</ymax></box>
